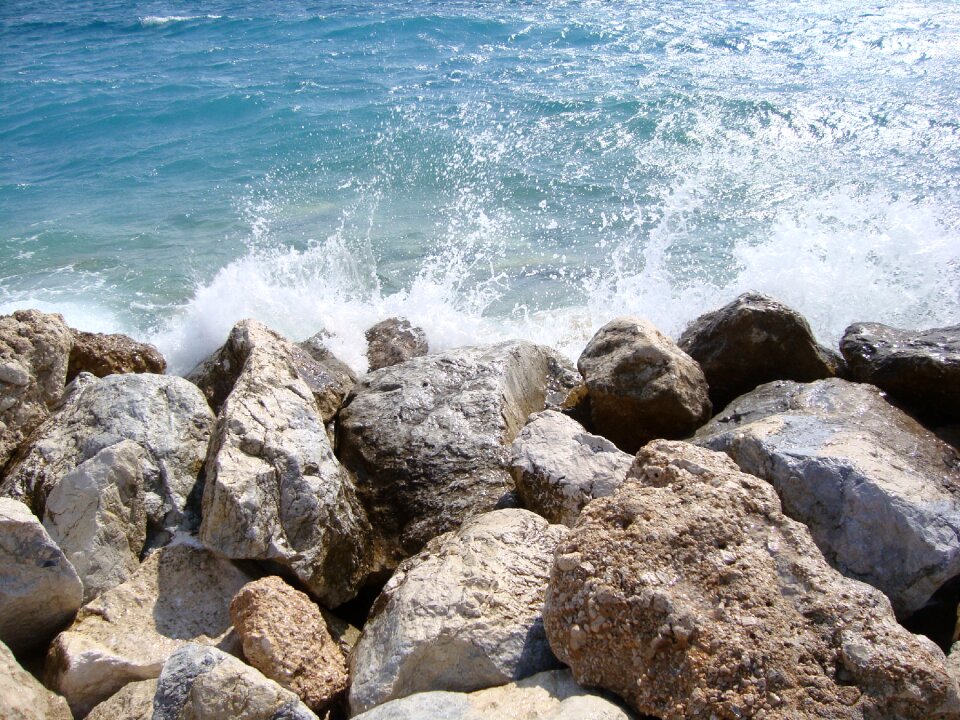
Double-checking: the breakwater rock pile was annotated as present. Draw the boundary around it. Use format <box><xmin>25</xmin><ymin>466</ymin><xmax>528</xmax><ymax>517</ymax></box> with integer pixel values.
<box><xmin>1</xmin><ymin>294</ymin><xmax>959</xmax><ymax>719</ymax></box>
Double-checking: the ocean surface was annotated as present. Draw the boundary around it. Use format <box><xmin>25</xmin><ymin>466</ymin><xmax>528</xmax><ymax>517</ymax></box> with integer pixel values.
<box><xmin>2</xmin><ymin>0</ymin><xmax>959</xmax><ymax>374</ymax></box>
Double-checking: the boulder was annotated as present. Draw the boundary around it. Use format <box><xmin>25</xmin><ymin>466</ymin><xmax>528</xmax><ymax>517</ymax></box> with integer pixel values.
<box><xmin>67</xmin><ymin>330</ymin><xmax>166</xmax><ymax>382</ymax></box>
<box><xmin>349</xmin><ymin>509</ymin><xmax>566</xmax><ymax>715</ymax></box>
<box><xmin>695</xmin><ymin>378</ymin><xmax>960</xmax><ymax>617</ymax></box>
<box><xmin>841</xmin><ymin>321</ymin><xmax>960</xmax><ymax>425</ymax></box>
<box><xmin>578</xmin><ymin>317</ymin><xmax>710</xmax><ymax>454</ymax></box>
<box><xmin>0</xmin><ymin>309</ymin><xmax>73</xmax><ymax>468</ymax></box>
<box><xmin>1</xmin><ymin>373</ymin><xmax>214</xmax><ymax>548</ymax></box>
<box><xmin>0</xmin><ymin>497</ymin><xmax>82</xmax><ymax>655</ymax></box>
<box><xmin>45</xmin><ymin>542</ymin><xmax>255</xmax><ymax>717</ymax></box>
<box><xmin>86</xmin><ymin>678</ymin><xmax>158</xmax><ymax>720</ymax></box>
<box><xmin>231</xmin><ymin>576</ymin><xmax>348</xmax><ymax>713</ymax></box>
<box><xmin>199</xmin><ymin>320</ymin><xmax>372</xmax><ymax>607</ymax></box>
<box><xmin>42</xmin><ymin>439</ymin><xmax>147</xmax><ymax>602</ymax></box>
<box><xmin>153</xmin><ymin>644</ymin><xmax>318</xmax><ymax>720</ymax></box>
<box><xmin>510</xmin><ymin>410</ymin><xmax>632</xmax><ymax>527</ymax></box>
<box><xmin>365</xmin><ymin>317</ymin><xmax>429</xmax><ymax>372</ymax></box>
<box><xmin>544</xmin><ymin>440</ymin><xmax>960</xmax><ymax>719</ymax></box>
<box><xmin>352</xmin><ymin>670</ymin><xmax>632</xmax><ymax>720</ymax></box>
<box><xmin>677</xmin><ymin>292</ymin><xmax>840</xmax><ymax>410</ymax></box>
<box><xmin>338</xmin><ymin>340</ymin><xmax>569</xmax><ymax>567</ymax></box>
<box><xmin>0</xmin><ymin>638</ymin><xmax>72</xmax><ymax>720</ymax></box>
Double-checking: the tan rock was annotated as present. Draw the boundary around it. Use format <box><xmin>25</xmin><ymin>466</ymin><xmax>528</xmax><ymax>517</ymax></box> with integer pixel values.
<box><xmin>0</xmin><ymin>638</ymin><xmax>71</xmax><ymax>720</ymax></box>
<box><xmin>67</xmin><ymin>330</ymin><xmax>166</xmax><ymax>382</ymax></box>
<box><xmin>86</xmin><ymin>678</ymin><xmax>158</xmax><ymax>720</ymax></box>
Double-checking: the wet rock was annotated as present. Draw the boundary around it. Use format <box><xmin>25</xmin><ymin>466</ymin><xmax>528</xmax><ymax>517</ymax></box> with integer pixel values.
<box><xmin>0</xmin><ymin>638</ymin><xmax>72</xmax><ymax>720</ymax></box>
<box><xmin>678</xmin><ymin>292</ymin><xmax>840</xmax><ymax>410</ymax></box>
<box><xmin>86</xmin><ymin>678</ymin><xmax>158</xmax><ymax>720</ymax></box>
<box><xmin>365</xmin><ymin>317</ymin><xmax>429</xmax><ymax>372</ymax></box>
<box><xmin>231</xmin><ymin>576</ymin><xmax>348</xmax><ymax>713</ymax></box>
<box><xmin>349</xmin><ymin>509</ymin><xmax>565</xmax><ymax>716</ymax></box>
<box><xmin>0</xmin><ymin>497</ymin><xmax>82</xmax><ymax>655</ymax></box>
<box><xmin>696</xmin><ymin>378</ymin><xmax>960</xmax><ymax>617</ymax></box>
<box><xmin>45</xmin><ymin>542</ymin><xmax>255</xmax><ymax>717</ymax></box>
<box><xmin>544</xmin><ymin>440</ymin><xmax>960</xmax><ymax>720</ymax></box>
<box><xmin>67</xmin><ymin>330</ymin><xmax>166</xmax><ymax>382</ymax></box>
<box><xmin>841</xmin><ymin>321</ymin><xmax>960</xmax><ymax>425</ymax></box>
<box><xmin>199</xmin><ymin>320</ymin><xmax>372</xmax><ymax>607</ymax></box>
<box><xmin>578</xmin><ymin>317</ymin><xmax>711</xmax><ymax>453</ymax></box>
<box><xmin>0</xmin><ymin>309</ymin><xmax>73</xmax><ymax>468</ymax></box>
<box><xmin>153</xmin><ymin>644</ymin><xmax>318</xmax><ymax>720</ymax></box>
<box><xmin>338</xmin><ymin>341</ymin><xmax>565</xmax><ymax>568</ymax></box>
<box><xmin>510</xmin><ymin>410</ymin><xmax>632</xmax><ymax>527</ymax></box>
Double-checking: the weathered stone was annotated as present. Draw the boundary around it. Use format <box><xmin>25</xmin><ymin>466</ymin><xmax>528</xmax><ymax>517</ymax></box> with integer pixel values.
<box><xmin>298</xmin><ymin>331</ymin><xmax>358</xmax><ymax>411</ymax></box>
<box><xmin>0</xmin><ymin>638</ymin><xmax>72</xmax><ymax>720</ymax></box>
<box><xmin>349</xmin><ymin>509</ymin><xmax>566</xmax><ymax>716</ymax></box>
<box><xmin>1</xmin><ymin>373</ymin><xmax>214</xmax><ymax>548</ymax></box>
<box><xmin>0</xmin><ymin>497</ymin><xmax>82</xmax><ymax>655</ymax></box>
<box><xmin>544</xmin><ymin>440</ymin><xmax>960</xmax><ymax>720</ymax></box>
<box><xmin>696</xmin><ymin>378</ymin><xmax>960</xmax><ymax>617</ymax></box>
<box><xmin>86</xmin><ymin>678</ymin><xmax>158</xmax><ymax>720</ymax></box>
<box><xmin>153</xmin><ymin>644</ymin><xmax>318</xmax><ymax>720</ymax></box>
<box><xmin>841</xmin><ymin>322</ymin><xmax>960</xmax><ymax>425</ymax></box>
<box><xmin>510</xmin><ymin>410</ymin><xmax>632</xmax><ymax>527</ymax></box>
<box><xmin>0</xmin><ymin>309</ymin><xmax>73</xmax><ymax>468</ymax></box>
<box><xmin>352</xmin><ymin>670</ymin><xmax>632</xmax><ymax>720</ymax></box>
<box><xmin>678</xmin><ymin>292</ymin><xmax>840</xmax><ymax>410</ymax></box>
<box><xmin>45</xmin><ymin>542</ymin><xmax>255</xmax><ymax>717</ymax></box>
<box><xmin>578</xmin><ymin>317</ymin><xmax>711</xmax><ymax>453</ymax></box>
<box><xmin>42</xmin><ymin>439</ymin><xmax>147</xmax><ymax>603</ymax></box>
<box><xmin>338</xmin><ymin>341</ymin><xmax>567</xmax><ymax>568</ymax></box>
<box><xmin>67</xmin><ymin>330</ymin><xmax>166</xmax><ymax>382</ymax></box>
<box><xmin>365</xmin><ymin>317</ymin><xmax>429</xmax><ymax>372</ymax></box>
<box><xmin>231</xmin><ymin>576</ymin><xmax>348</xmax><ymax>713</ymax></box>
<box><xmin>199</xmin><ymin>320</ymin><xmax>372</xmax><ymax>607</ymax></box>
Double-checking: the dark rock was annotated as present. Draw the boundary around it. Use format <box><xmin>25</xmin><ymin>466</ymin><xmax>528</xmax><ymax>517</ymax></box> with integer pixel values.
<box><xmin>365</xmin><ymin>318</ymin><xmax>428</xmax><ymax>372</ymax></box>
<box><xmin>66</xmin><ymin>330</ymin><xmax>166</xmax><ymax>383</ymax></box>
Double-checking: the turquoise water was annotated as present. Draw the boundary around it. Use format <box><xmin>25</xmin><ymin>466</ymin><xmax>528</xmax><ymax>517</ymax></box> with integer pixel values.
<box><xmin>2</xmin><ymin>1</ymin><xmax>959</xmax><ymax>372</ymax></box>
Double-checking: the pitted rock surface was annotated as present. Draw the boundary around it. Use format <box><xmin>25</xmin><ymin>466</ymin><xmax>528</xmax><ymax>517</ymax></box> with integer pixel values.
<box><xmin>365</xmin><ymin>317</ymin><xmax>429</xmax><ymax>372</ymax></box>
<box><xmin>67</xmin><ymin>330</ymin><xmax>166</xmax><ymax>382</ymax></box>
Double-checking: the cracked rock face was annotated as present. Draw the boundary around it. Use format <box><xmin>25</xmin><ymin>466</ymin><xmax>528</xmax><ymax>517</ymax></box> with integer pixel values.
<box><xmin>544</xmin><ymin>440</ymin><xmax>960</xmax><ymax>720</ymax></box>
<box><xmin>696</xmin><ymin>378</ymin><xmax>960</xmax><ymax>617</ymax></box>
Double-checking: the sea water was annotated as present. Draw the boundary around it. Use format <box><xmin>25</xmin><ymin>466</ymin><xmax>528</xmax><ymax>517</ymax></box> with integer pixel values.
<box><xmin>2</xmin><ymin>0</ymin><xmax>959</xmax><ymax>373</ymax></box>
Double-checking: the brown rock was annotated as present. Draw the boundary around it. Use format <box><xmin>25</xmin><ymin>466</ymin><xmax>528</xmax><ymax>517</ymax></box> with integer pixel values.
<box><xmin>231</xmin><ymin>576</ymin><xmax>348</xmax><ymax>713</ymax></box>
<box><xmin>67</xmin><ymin>330</ymin><xmax>166</xmax><ymax>382</ymax></box>
<box><xmin>544</xmin><ymin>439</ymin><xmax>960</xmax><ymax>720</ymax></box>
<box><xmin>365</xmin><ymin>318</ymin><xmax>429</xmax><ymax>372</ymax></box>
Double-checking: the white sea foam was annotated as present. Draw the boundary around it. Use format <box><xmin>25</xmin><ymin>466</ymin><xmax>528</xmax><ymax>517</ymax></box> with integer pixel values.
<box><xmin>140</xmin><ymin>15</ymin><xmax>221</xmax><ymax>28</ymax></box>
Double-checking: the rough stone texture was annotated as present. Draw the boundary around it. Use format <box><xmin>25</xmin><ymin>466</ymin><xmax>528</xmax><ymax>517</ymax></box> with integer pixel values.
<box><xmin>678</xmin><ymin>292</ymin><xmax>840</xmax><ymax>410</ymax></box>
<box><xmin>950</xmin><ymin>643</ymin><xmax>960</xmax><ymax>689</ymax></box>
<box><xmin>0</xmin><ymin>638</ymin><xmax>72</xmax><ymax>720</ymax></box>
<box><xmin>0</xmin><ymin>309</ymin><xmax>73</xmax><ymax>469</ymax></box>
<box><xmin>67</xmin><ymin>330</ymin><xmax>166</xmax><ymax>383</ymax></box>
<box><xmin>1</xmin><ymin>373</ymin><xmax>214</xmax><ymax>548</ymax></box>
<box><xmin>544</xmin><ymin>440</ymin><xmax>960</xmax><ymax>720</ymax></box>
<box><xmin>298</xmin><ymin>331</ymin><xmax>358</xmax><ymax>411</ymax></box>
<box><xmin>365</xmin><ymin>317</ymin><xmax>429</xmax><ymax>372</ymax></box>
<box><xmin>695</xmin><ymin>378</ymin><xmax>960</xmax><ymax>617</ymax></box>
<box><xmin>42</xmin><ymin>439</ymin><xmax>147</xmax><ymax>603</ymax></box>
<box><xmin>352</xmin><ymin>670</ymin><xmax>633</xmax><ymax>720</ymax></box>
<box><xmin>338</xmin><ymin>340</ymin><xmax>566</xmax><ymax>568</ymax></box>
<box><xmin>511</xmin><ymin>410</ymin><xmax>633</xmax><ymax>527</ymax></box>
<box><xmin>199</xmin><ymin>320</ymin><xmax>372</xmax><ymax>607</ymax></box>
<box><xmin>349</xmin><ymin>509</ymin><xmax>566</xmax><ymax>716</ymax></box>
<box><xmin>841</xmin><ymin>321</ymin><xmax>960</xmax><ymax>425</ymax></box>
<box><xmin>45</xmin><ymin>542</ymin><xmax>255</xmax><ymax>717</ymax></box>
<box><xmin>231</xmin><ymin>576</ymin><xmax>348</xmax><ymax>713</ymax></box>
<box><xmin>86</xmin><ymin>678</ymin><xmax>158</xmax><ymax>720</ymax></box>
<box><xmin>578</xmin><ymin>316</ymin><xmax>711</xmax><ymax>454</ymax></box>
<box><xmin>153</xmin><ymin>644</ymin><xmax>318</xmax><ymax>720</ymax></box>
<box><xmin>0</xmin><ymin>497</ymin><xmax>82</xmax><ymax>655</ymax></box>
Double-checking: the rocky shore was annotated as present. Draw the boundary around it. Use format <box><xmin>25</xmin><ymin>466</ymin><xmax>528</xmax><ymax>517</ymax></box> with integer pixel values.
<box><xmin>1</xmin><ymin>293</ymin><xmax>959</xmax><ymax>719</ymax></box>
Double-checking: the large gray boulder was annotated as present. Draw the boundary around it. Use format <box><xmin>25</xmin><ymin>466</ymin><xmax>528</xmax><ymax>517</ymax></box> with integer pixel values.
<box><xmin>577</xmin><ymin>317</ymin><xmax>711</xmax><ymax>454</ymax></box>
<box><xmin>365</xmin><ymin>317</ymin><xmax>429</xmax><ymax>372</ymax></box>
<box><xmin>0</xmin><ymin>497</ymin><xmax>82</xmax><ymax>655</ymax></box>
<box><xmin>696</xmin><ymin>378</ymin><xmax>960</xmax><ymax>617</ymax></box>
<box><xmin>153</xmin><ymin>644</ymin><xmax>318</xmax><ymax>720</ymax></box>
<box><xmin>0</xmin><ymin>638</ymin><xmax>72</xmax><ymax>720</ymax></box>
<box><xmin>841</xmin><ymin>321</ymin><xmax>960</xmax><ymax>425</ymax></box>
<box><xmin>1</xmin><ymin>373</ymin><xmax>214</xmax><ymax>548</ymax></box>
<box><xmin>198</xmin><ymin>320</ymin><xmax>372</xmax><ymax>607</ymax></box>
<box><xmin>349</xmin><ymin>509</ymin><xmax>566</xmax><ymax>716</ymax></box>
<box><xmin>0</xmin><ymin>309</ymin><xmax>73</xmax><ymax>468</ymax></box>
<box><xmin>544</xmin><ymin>440</ymin><xmax>960</xmax><ymax>719</ymax></box>
<box><xmin>338</xmin><ymin>341</ymin><xmax>569</xmax><ymax>568</ymax></box>
<box><xmin>510</xmin><ymin>410</ymin><xmax>632</xmax><ymax>527</ymax></box>
<box><xmin>678</xmin><ymin>292</ymin><xmax>840</xmax><ymax>410</ymax></box>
